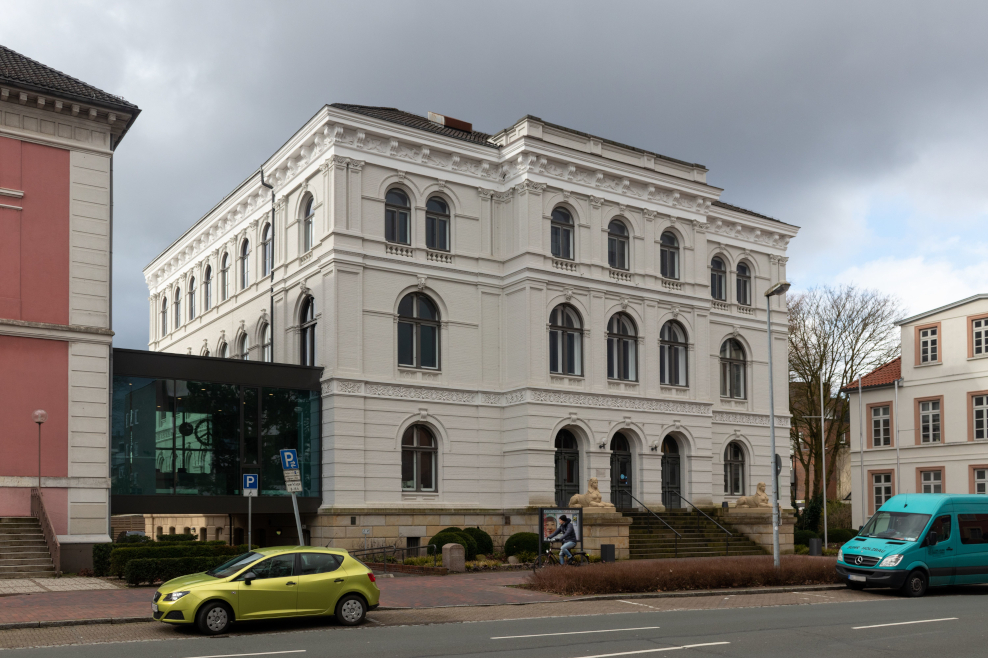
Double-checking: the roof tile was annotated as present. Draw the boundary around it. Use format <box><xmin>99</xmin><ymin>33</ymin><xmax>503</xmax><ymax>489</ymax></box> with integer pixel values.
<box><xmin>842</xmin><ymin>357</ymin><xmax>901</xmax><ymax>392</ymax></box>
<box><xmin>330</xmin><ymin>104</ymin><xmax>496</xmax><ymax>147</ymax></box>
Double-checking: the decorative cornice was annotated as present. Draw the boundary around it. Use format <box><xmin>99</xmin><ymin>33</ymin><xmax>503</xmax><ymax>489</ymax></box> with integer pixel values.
<box><xmin>712</xmin><ymin>411</ymin><xmax>791</xmax><ymax>428</ymax></box>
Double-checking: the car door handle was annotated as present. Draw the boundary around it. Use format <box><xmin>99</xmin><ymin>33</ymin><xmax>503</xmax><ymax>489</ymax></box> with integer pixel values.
<box><xmin>286</xmin><ymin>581</ymin><xmax>296</xmax><ymax>586</ymax></box>
<box><xmin>334</xmin><ymin>578</ymin><xmax>345</xmax><ymax>583</ymax></box>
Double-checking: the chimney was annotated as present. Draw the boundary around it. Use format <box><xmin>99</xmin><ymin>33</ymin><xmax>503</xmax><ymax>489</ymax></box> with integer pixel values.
<box><xmin>428</xmin><ymin>112</ymin><xmax>472</xmax><ymax>133</ymax></box>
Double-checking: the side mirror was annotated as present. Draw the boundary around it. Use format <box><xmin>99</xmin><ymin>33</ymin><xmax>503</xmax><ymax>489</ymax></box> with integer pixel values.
<box><xmin>243</xmin><ymin>572</ymin><xmax>256</xmax><ymax>585</ymax></box>
<box><xmin>926</xmin><ymin>531</ymin><xmax>938</xmax><ymax>547</ymax></box>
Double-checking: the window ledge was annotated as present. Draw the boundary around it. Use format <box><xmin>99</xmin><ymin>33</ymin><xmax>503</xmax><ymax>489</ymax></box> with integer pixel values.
<box><xmin>914</xmin><ymin>361</ymin><xmax>942</xmax><ymax>368</ymax></box>
<box><xmin>967</xmin><ymin>354</ymin><xmax>988</xmax><ymax>361</ymax></box>
<box><xmin>401</xmin><ymin>492</ymin><xmax>439</xmax><ymax>501</ymax></box>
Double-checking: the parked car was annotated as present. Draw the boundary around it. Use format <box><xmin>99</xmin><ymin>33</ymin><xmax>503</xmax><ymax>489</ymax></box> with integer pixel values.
<box><xmin>152</xmin><ymin>546</ymin><xmax>380</xmax><ymax>634</ymax></box>
<box><xmin>837</xmin><ymin>494</ymin><xmax>988</xmax><ymax>596</ymax></box>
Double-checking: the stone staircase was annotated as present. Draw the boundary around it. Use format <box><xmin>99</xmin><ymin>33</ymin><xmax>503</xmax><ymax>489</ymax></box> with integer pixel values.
<box><xmin>0</xmin><ymin>517</ymin><xmax>56</xmax><ymax>579</ymax></box>
<box><xmin>625</xmin><ymin>509</ymin><xmax>767</xmax><ymax>559</ymax></box>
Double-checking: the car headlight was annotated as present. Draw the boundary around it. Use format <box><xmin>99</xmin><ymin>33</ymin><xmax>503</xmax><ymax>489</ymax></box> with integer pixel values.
<box><xmin>837</xmin><ymin>548</ymin><xmax>844</xmax><ymax>562</ymax></box>
<box><xmin>163</xmin><ymin>591</ymin><xmax>190</xmax><ymax>602</ymax></box>
<box><xmin>879</xmin><ymin>554</ymin><xmax>904</xmax><ymax>568</ymax></box>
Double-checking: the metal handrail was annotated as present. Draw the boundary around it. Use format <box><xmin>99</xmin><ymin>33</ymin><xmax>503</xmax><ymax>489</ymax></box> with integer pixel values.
<box><xmin>627</xmin><ymin>493</ymin><xmax>680</xmax><ymax>559</ymax></box>
<box><xmin>666</xmin><ymin>491</ymin><xmax>733</xmax><ymax>556</ymax></box>
<box><xmin>347</xmin><ymin>543</ymin><xmax>440</xmax><ymax>572</ymax></box>
<box><xmin>30</xmin><ymin>488</ymin><xmax>60</xmax><ymax>575</ymax></box>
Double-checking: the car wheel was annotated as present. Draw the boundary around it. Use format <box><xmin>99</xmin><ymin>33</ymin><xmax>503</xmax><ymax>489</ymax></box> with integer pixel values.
<box><xmin>900</xmin><ymin>570</ymin><xmax>928</xmax><ymax>598</ymax></box>
<box><xmin>335</xmin><ymin>594</ymin><xmax>367</xmax><ymax>626</ymax></box>
<box><xmin>196</xmin><ymin>601</ymin><xmax>233</xmax><ymax>635</ymax></box>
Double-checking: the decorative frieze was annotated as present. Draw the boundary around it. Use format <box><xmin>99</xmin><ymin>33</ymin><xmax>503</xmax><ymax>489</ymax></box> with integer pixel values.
<box><xmin>713</xmin><ymin>411</ymin><xmax>791</xmax><ymax>428</ymax></box>
<box><xmin>529</xmin><ymin>389</ymin><xmax>710</xmax><ymax>414</ymax></box>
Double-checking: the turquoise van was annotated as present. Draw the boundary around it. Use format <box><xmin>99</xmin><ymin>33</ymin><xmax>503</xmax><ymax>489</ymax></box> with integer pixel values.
<box><xmin>837</xmin><ymin>493</ymin><xmax>988</xmax><ymax>597</ymax></box>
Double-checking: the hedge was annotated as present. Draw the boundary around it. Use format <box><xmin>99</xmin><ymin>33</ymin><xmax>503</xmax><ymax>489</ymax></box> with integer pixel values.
<box><xmin>124</xmin><ymin>556</ymin><xmax>227</xmax><ymax>586</ymax></box>
<box><xmin>93</xmin><ymin>543</ymin><xmax>113</xmax><ymax>577</ymax></box>
<box><xmin>156</xmin><ymin>533</ymin><xmax>198</xmax><ymax>542</ymax></box>
<box><xmin>461</xmin><ymin>527</ymin><xmax>494</xmax><ymax>556</ymax></box>
<box><xmin>428</xmin><ymin>531</ymin><xmax>477</xmax><ymax>560</ymax></box>
<box><xmin>110</xmin><ymin>544</ymin><xmax>249</xmax><ymax>578</ymax></box>
<box><xmin>794</xmin><ymin>529</ymin><xmax>819</xmax><ymax>546</ymax></box>
<box><xmin>827</xmin><ymin>528</ymin><xmax>858</xmax><ymax>544</ymax></box>
<box><xmin>504</xmin><ymin>532</ymin><xmax>539</xmax><ymax>557</ymax></box>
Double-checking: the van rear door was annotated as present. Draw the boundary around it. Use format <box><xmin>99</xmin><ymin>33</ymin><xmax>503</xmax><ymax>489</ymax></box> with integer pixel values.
<box><xmin>954</xmin><ymin>509</ymin><xmax>988</xmax><ymax>584</ymax></box>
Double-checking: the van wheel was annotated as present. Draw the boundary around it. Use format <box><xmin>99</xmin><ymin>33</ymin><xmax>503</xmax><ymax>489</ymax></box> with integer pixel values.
<box><xmin>196</xmin><ymin>601</ymin><xmax>233</xmax><ymax>635</ymax></box>
<box><xmin>335</xmin><ymin>594</ymin><xmax>367</xmax><ymax>626</ymax></box>
<box><xmin>899</xmin><ymin>570</ymin><xmax>928</xmax><ymax>597</ymax></box>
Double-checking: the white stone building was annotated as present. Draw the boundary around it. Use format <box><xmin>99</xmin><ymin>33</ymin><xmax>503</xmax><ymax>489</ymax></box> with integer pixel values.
<box><xmin>144</xmin><ymin>104</ymin><xmax>798</xmax><ymax>547</ymax></box>
<box><xmin>847</xmin><ymin>295</ymin><xmax>988</xmax><ymax>529</ymax></box>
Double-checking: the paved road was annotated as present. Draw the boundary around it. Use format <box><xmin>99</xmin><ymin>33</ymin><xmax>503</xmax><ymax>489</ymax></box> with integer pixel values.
<box><xmin>5</xmin><ymin>585</ymin><xmax>988</xmax><ymax>657</ymax></box>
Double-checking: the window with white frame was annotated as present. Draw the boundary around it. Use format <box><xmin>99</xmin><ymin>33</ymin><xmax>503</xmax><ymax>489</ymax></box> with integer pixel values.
<box><xmin>261</xmin><ymin>223</ymin><xmax>273</xmax><ymax>276</ymax></box>
<box><xmin>239</xmin><ymin>240</ymin><xmax>250</xmax><ymax>290</ymax></box>
<box><xmin>710</xmin><ymin>257</ymin><xmax>726</xmax><ymax>301</ymax></box>
<box><xmin>188</xmin><ymin>278</ymin><xmax>196</xmax><ymax>321</ymax></box>
<box><xmin>385</xmin><ymin>189</ymin><xmax>410</xmax><ymax>245</ymax></box>
<box><xmin>874</xmin><ymin>472</ymin><xmax>893</xmax><ymax>509</ymax></box>
<box><xmin>173</xmin><ymin>288</ymin><xmax>182</xmax><ymax>328</ymax></box>
<box><xmin>974</xmin><ymin>318</ymin><xmax>987</xmax><ymax>356</ymax></box>
<box><xmin>300</xmin><ymin>296</ymin><xmax>316</xmax><ymax>367</ymax></box>
<box><xmin>659</xmin><ymin>231</ymin><xmax>679</xmax><ymax>279</ymax></box>
<box><xmin>260</xmin><ymin>323</ymin><xmax>272</xmax><ymax>362</ymax></box>
<box><xmin>719</xmin><ymin>339</ymin><xmax>746</xmax><ymax>399</ymax></box>
<box><xmin>203</xmin><ymin>266</ymin><xmax>212</xmax><ymax>311</ymax></box>
<box><xmin>550</xmin><ymin>207</ymin><xmax>574</xmax><ymax>260</ymax></box>
<box><xmin>160</xmin><ymin>298</ymin><xmax>168</xmax><ymax>336</ymax></box>
<box><xmin>920</xmin><ymin>400</ymin><xmax>941</xmax><ymax>443</ymax></box>
<box><xmin>401</xmin><ymin>424</ymin><xmax>437</xmax><ymax>492</ymax></box>
<box><xmin>660</xmin><ymin>320</ymin><xmax>688</xmax><ymax>386</ymax></box>
<box><xmin>218</xmin><ymin>342</ymin><xmax>228</xmax><ymax>359</ymax></box>
<box><xmin>919</xmin><ymin>326</ymin><xmax>938</xmax><ymax>363</ymax></box>
<box><xmin>301</xmin><ymin>194</ymin><xmax>314</xmax><ymax>252</ymax></box>
<box><xmin>397</xmin><ymin>292</ymin><xmax>440</xmax><ymax>370</ymax></box>
<box><xmin>238</xmin><ymin>333</ymin><xmax>249</xmax><ymax>361</ymax></box>
<box><xmin>975</xmin><ymin>395</ymin><xmax>988</xmax><ymax>440</ymax></box>
<box><xmin>871</xmin><ymin>405</ymin><xmax>891</xmax><ymax>447</ymax></box>
<box><xmin>607</xmin><ymin>220</ymin><xmax>629</xmax><ymax>270</ymax></box>
<box><xmin>736</xmin><ymin>262</ymin><xmax>752</xmax><ymax>306</ymax></box>
<box><xmin>976</xmin><ymin>468</ymin><xmax>987</xmax><ymax>494</ymax></box>
<box><xmin>220</xmin><ymin>254</ymin><xmax>230</xmax><ymax>301</ymax></box>
<box><xmin>921</xmin><ymin>470</ymin><xmax>943</xmax><ymax>494</ymax></box>
<box><xmin>606</xmin><ymin>313</ymin><xmax>638</xmax><ymax>381</ymax></box>
<box><xmin>425</xmin><ymin>197</ymin><xmax>450</xmax><ymax>252</ymax></box>
<box><xmin>549</xmin><ymin>304</ymin><xmax>583</xmax><ymax>376</ymax></box>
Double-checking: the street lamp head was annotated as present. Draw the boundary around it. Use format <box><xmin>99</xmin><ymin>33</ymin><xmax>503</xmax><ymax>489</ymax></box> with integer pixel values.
<box><xmin>32</xmin><ymin>410</ymin><xmax>48</xmax><ymax>425</ymax></box>
<box><xmin>765</xmin><ymin>281</ymin><xmax>791</xmax><ymax>297</ymax></box>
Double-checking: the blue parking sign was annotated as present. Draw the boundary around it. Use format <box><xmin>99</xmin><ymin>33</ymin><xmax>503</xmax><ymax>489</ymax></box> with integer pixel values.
<box><xmin>242</xmin><ymin>473</ymin><xmax>258</xmax><ymax>497</ymax></box>
<box><xmin>280</xmin><ymin>449</ymin><xmax>299</xmax><ymax>470</ymax></box>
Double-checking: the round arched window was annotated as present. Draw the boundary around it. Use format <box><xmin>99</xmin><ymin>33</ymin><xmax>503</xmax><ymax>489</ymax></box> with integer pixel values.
<box><xmin>549</xmin><ymin>304</ymin><xmax>583</xmax><ymax>376</ymax></box>
<box><xmin>606</xmin><ymin>313</ymin><xmax>637</xmax><ymax>381</ymax></box>
<box><xmin>551</xmin><ymin>207</ymin><xmax>574</xmax><ymax>260</ymax></box>
<box><xmin>660</xmin><ymin>231</ymin><xmax>679</xmax><ymax>279</ymax></box>
<box><xmin>720</xmin><ymin>339</ymin><xmax>746</xmax><ymax>399</ymax></box>
<box><xmin>385</xmin><ymin>189</ymin><xmax>411</xmax><ymax>244</ymax></box>
<box><xmin>426</xmin><ymin>197</ymin><xmax>449</xmax><ymax>251</ymax></box>
<box><xmin>401</xmin><ymin>425</ymin><xmax>436</xmax><ymax>492</ymax></box>
<box><xmin>397</xmin><ymin>293</ymin><xmax>440</xmax><ymax>369</ymax></box>
<box><xmin>607</xmin><ymin>220</ymin><xmax>629</xmax><ymax>270</ymax></box>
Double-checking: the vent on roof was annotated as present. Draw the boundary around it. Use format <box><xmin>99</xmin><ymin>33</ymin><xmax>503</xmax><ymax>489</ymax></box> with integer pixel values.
<box><xmin>428</xmin><ymin>111</ymin><xmax>472</xmax><ymax>133</ymax></box>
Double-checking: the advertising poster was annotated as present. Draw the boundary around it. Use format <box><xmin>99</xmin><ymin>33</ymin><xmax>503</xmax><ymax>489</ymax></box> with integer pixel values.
<box><xmin>540</xmin><ymin>508</ymin><xmax>582</xmax><ymax>544</ymax></box>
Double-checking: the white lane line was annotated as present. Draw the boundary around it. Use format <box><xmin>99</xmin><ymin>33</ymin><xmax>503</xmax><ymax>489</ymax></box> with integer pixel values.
<box><xmin>183</xmin><ymin>649</ymin><xmax>305</xmax><ymax>658</ymax></box>
<box><xmin>618</xmin><ymin>600</ymin><xmax>659</xmax><ymax>610</ymax></box>
<box><xmin>572</xmin><ymin>643</ymin><xmax>731</xmax><ymax>658</ymax></box>
<box><xmin>492</xmin><ymin>626</ymin><xmax>661</xmax><ymax>640</ymax></box>
<box><xmin>853</xmin><ymin>617</ymin><xmax>958</xmax><ymax>630</ymax></box>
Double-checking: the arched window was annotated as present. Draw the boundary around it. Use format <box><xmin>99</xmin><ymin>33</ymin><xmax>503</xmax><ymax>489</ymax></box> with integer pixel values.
<box><xmin>174</xmin><ymin>288</ymin><xmax>182</xmax><ymax>328</ymax></box>
<box><xmin>301</xmin><ymin>194</ymin><xmax>314</xmax><ymax>253</ymax></box>
<box><xmin>660</xmin><ymin>231</ymin><xmax>679</xmax><ymax>279</ymax></box>
<box><xmin>724</xmin><ymin>442</ymin><xmax>745</xmax><ymax>496</ymax></box>
<box><xmin>160</xmin><ymin>297</ymin><xmax>168</xmax><ymax>336</ymax></box>
<box><xmin>401</xmin><ymin>425</ymin><xmax>436</xmax><ymax>492</ymax></box>
<box><xmin>260</xmin><ymin>323</ymin><xmax>272</xmax><ymax>362</ymax></box>
<box><xmin>607</xmin><ymin>220</ymin><xmax>629</xmax><ymax>270</ymax></box>
<box><xmin>188</xmin><ymin>278</ymin><xmax>196</xmax><ymax>320</ymax></box>
<box><xmin>660</xmin><ymin>321</ymin><xmax>688</xmax><ymax>386</ymax></box>
<box><xmin>736</xmin><ymin>262</ymin><xmax>752</xmax><ymax>306</ymax></box>
<box><xmin>549</xmin><ymin>304</ymin><xmax>583</xmax><ymax>376</ymax></box>
<box><xmin>238</xmin><ymin>333</ymin><xmax>250</xmax><ymax>361</ymax></box>
<box><xmin>554</xmin><ymin>429</ymin><xmax>580</xmax><ymax>506</ymax></box>
<box><xmin>606</xmin><ymin>313</ymin><xmax>637</xmax><ymax>381</ymax></box>
<box><xmin>661</xmin><ymin>436</ymin><xmax>682</xmax><ymax>508</ymax></box>
<box><xmin>426</xmin><ymin>197</ymin><xmax>449</xmax><ymax>251</ymax></box>
<box><xmin>610</xmin><ymin>432</ymin><xmax>632</xmax><ymax>509</ymax></box>
<box><xmin>397</xmin><ymin>292</ymin><xmax>440</xmax><ymax>369</ymax></box>
<box><xmin>220</xmin><ymin>254</ymin><xmax>230</xmax><ymax>301</ymax></box>
<box><xmin>550</xmin><ymin>207</ymin><xmax>574</xmax><ymax>260</ymax></box>
<box><xmin>203</xmin><ymin>266</ymin><xmax>212</xmax><ymax>311</ymax></box>
<box><xmin>261</xmin><ymin>223</ymin><xmax>273</xmax><ymax>276</ymax></box>
<box><xmin>300</xmin><ymin>296</ymin><xmax>316</xmax><ymax>366</ymax></box>
<box><xmin>385</xmin><ymin>189</ymin><xmax>410</xmax><ymax>245</ymax></box>
<box><xmin>720</xmin><ymin>338</ymin><xmax>746</xmax><ymax>399</ymax></box>
<box><xmin>239</xmin><ymin>240</ymin><xmax>250</xmax><ymax>290</ymax></box>
<box><xmin>218</xmin><ymin>342</ymin><xmax>229</xmax><ymax>359</ymax></box>
<box><xmin>711</xmin><ymin>257</ymin><xmax>726</xmax><ymax>301</ymax></box>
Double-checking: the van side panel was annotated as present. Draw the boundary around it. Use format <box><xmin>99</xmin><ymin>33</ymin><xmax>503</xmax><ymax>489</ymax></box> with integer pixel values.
<box><xmin>954</xmin><ymin>503</ymin><xmax>988</xmax><ymax>584</ymax></box>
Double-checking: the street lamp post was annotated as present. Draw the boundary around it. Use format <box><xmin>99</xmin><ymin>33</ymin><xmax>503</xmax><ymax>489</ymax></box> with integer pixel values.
<box><xmin>765</xmin><ymin>280</ymin><xmax>791</xmax><ymax>569</ymax></box>
<box><xmin>32</xmin><ymin>410</ymin><xmax>48</xmax><ymax>490</ymax></box>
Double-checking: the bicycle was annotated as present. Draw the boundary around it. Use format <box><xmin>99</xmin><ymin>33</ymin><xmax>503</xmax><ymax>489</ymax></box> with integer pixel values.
<box><xmin>533</xmin><ymin>540</ymin><xmax>590</xmax><ymax>570</ymax></box>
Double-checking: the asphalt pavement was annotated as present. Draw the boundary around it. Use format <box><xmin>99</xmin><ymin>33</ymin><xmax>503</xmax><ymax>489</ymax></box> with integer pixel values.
<box><xmin>6</xmin><ymin>586</ymin><xmax>988</xmax><ymax>658</ymax></box>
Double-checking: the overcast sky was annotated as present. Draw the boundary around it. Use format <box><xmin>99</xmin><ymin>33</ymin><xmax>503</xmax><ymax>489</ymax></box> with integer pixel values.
<box><xmin>5</xmin><ymin>0</ymin><xmax>988</xmax><ymax>348</ymax></box>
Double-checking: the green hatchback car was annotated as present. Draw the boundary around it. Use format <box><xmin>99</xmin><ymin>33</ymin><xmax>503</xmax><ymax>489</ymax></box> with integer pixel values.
<box><xmin>152</xmin><ymin>546</ymin><xmax>380</xmax><ymax>634</ymax></box>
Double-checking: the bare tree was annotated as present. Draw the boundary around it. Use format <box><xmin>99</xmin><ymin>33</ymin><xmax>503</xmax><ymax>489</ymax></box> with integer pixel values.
<box><xmin>788</xmin><ymin>285</ymin><xmax>902</xmax><ymax>504</ymax></box>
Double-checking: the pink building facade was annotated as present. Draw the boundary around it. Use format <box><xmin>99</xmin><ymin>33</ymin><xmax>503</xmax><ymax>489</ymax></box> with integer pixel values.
<box><xmin>0</xmin><ymin>45</ymin><xmax>138</xmax><ymax>570</ymax></box>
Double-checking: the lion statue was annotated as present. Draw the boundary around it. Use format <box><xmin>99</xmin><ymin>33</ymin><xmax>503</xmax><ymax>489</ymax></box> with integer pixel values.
<box><xmin>735</xmin><ymin>482</ymin><xmax>771</xmax><ymax>508</ymax></box>
<box><xmin>568</xmin><ymin>477</ymin><xmax>617</xmax><ymax>510</ymax></box>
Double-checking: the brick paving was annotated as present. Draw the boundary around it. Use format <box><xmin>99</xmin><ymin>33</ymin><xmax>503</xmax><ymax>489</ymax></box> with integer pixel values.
<box><xmin>376</xmin><ymin>570</ymin><xmax>566</xmax><ymax>608</ymax></box>
<box><xmin>0</xmin><ymin>587</ymin><xmax>153</xmax><ymax>624</ymax></box>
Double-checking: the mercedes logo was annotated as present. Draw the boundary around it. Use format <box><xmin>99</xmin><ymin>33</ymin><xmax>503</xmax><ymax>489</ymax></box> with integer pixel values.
<box><xmin>854</xmin><ymin>555</ymin><xmax>864</xmax><ymax>565</ymax></box>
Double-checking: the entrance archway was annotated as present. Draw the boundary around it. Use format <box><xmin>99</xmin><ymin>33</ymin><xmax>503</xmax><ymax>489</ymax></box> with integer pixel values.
<box><xmin>661</xmin><ymin>436</ymin><xmax>682</xmax><ymax>509</ymax></box>
<box><xmin>554</xmin><ymin>429</ymin><xmax>580</xmax><ymax>506</ymax></box>
<box><xmin>610</xmin><ymin>432</ymin><xmax>633</xmax><ymax>509</ymax></box>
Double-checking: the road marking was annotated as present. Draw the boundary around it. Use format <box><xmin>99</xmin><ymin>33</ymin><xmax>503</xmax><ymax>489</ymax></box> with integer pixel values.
<box><xmin>618</xmin><ymin>600</ymin><xmax>658</xmax><ymax>610</ymax></box>
<box><xmin>853</xmin><ymin>618</ymin><xmax>958</xmax><ymax>630</ymax></box>
<box><xmin>183</xmin><ymin>649</ymin><xmax>305</xmax><ymax>658</ymax></box>
<box><xmin>492</xmin><ymin>626</ymin><xmax>661</xmax><ymax>639</ymax></box>
<box><xmin>572</xmin><ymin>643</ymin><xmax>731</xmax><ymax>658</ymax></box>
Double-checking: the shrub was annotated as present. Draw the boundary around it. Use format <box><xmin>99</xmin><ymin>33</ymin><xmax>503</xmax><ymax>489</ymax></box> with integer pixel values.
<box><xmin>461</xmin><ymin>527</ymin><xmax>494</xmax><ymax>556</ymax></box>
<box><xmin>116</xmin><ymin>532</ymin><xmax>151</xmax><ymax>544</ymax></box>
<box><xmin>110</xmin><ymin>543</ymin><xmax>249</xmax><ymax>578</ymax></box>
<box><xmin>438</xmin><ymin>527</ymin><xmax>462</xmax><ymax>534</ymax></box>
<box><xmin>124</xmin><ymin>556</ymin><xmax>227</xmax><ymax>586</ymax></box>
<box><xmin>428</xmin><ymin>532</ymin><xmax>476</xmax><ymax>560</ymax></box>
<box><xmin>92</xmin><ymin>543</ymin><xmax>113</xmax><ymax>577</ymax></box>
<box><xmin>826</xmin><ymin>501</ymin><xmax>853</xmax><ymax>532</ymax></box>
<box><xmin>794</xmin><ymin>544</ymin><xmax>809</xmax><ymax>555</ymax></box>
<box><xmin>156</xmin><ymin>533</ymin><xmax>197</xmax><ymax>542</ymax></box>
<box><xmin>514</xmin><ymin>550</ymin><xmax>537</xmax><ymax>563</ymax></box>
<box><xmin>504</xmin><ymin>532</ymin><xmax>539</xmax><ymax>557</ymax></box>
<box><xmin>794</xmin><ymin>529</ymin><xmax>819</xmax><ymax>546</ymax></box>
<box><xmin>800</xmin><ymin>495</ymin><xmax>823</xmax><ymax>533</ymax></box>
<box><xmin>528</xmin><ymin>555</ymin><xmax>842</xmax><ymax>596</ymax></box>
<box><xmin>77</xmin><ymin>567</ymin><xmax>94</xmax><ymax>577</ymax></box>
<box><xmin>827</xmin><ymin>528</ymin><xmax>857</xmax><ymax>544</ymax></box>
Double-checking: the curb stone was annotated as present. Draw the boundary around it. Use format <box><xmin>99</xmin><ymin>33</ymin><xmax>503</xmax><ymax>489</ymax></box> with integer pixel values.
<box><xmin>0</xmin><ymin>616</ymin><xmax>152</xmax><ymax>631</ymax></box>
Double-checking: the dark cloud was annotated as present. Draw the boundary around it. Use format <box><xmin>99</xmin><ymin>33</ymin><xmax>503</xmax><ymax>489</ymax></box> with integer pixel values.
<box><xmin>4</xmin><ymin>0</ymin><xmax>988</xmax><ymax>346</ymax></box>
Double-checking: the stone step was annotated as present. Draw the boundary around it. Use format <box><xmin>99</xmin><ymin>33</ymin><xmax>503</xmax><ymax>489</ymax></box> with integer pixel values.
<box><xmin>0</xmin><ymin>557</ymin><xmax>53</xmax><ymax>567</ymax></box>
<box><xmin>0</xmin><ymin>570</ymin><xmax>56</xmax><ymax>580</ymax></box>
<box><xmin>0</xmin><ymin>563</ymin><xmax>54</xmax><ymax>574</ymax></box>
<box><xmin>0</xmin><ymin>539</ymin><xmax>48</xmax><ymax>548</ymax></box>
<box><xmin>0</xmin><ymin>544</ymin><xmax>50</xmax><ymax>553</ymax></box>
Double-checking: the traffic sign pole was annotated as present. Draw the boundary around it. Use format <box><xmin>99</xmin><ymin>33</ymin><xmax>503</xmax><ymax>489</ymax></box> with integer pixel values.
<box><xmin>242</xmin><ymin>474</ymin><xmax>258</xmax><ymax>549</ymax></box>
<box><xmin>291</xmin><ymin>493</ymin><xmax>303</xmax><ymax>546</ymax></box>
<box><xmin>280</xmin><ymin>449</ymin><xmax>305</xmax><ymax>546</ymax></box>
<box><xmin>248</xmin><ymin>494</ymin><xmax>252</xmax><ymax>549</ymax></box>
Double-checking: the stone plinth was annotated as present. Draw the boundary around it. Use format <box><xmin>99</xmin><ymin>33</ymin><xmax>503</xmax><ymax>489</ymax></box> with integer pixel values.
<box><xmin>717</xmin><ymin>508</ymin><xmax>795</xmax><ymax>555</ymax></box>
<box><xmin>580</xmin><ymin>511</ymin><xmax>632</xmax><ymax>560</ymax></box>
<box><xmin>442</xmin><ymin>542</ymin><xmax>465</xmax><ymax>572</ymax></box>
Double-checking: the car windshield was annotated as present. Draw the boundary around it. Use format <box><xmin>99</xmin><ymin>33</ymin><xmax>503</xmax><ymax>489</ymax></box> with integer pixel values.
<box><xmin>206</xmin><ymin>552</ymin><xmax>265</xmax><ymax>578</ymax></box>
<box><xmin>859</xmin><ymin>512</ymin><xmax>932</xmax><ymax>541</ymax></box>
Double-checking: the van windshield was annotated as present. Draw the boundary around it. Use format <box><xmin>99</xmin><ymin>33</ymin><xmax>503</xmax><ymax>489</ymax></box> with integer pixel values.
<box><xmin>860</xmin><ymin>512</ymin><xmax>932</xmax><ymax>542</ymax></box>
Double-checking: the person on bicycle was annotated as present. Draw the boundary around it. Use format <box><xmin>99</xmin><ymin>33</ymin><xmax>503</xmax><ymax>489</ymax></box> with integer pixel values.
<box><xmin>545</xmin><ymin>515</ymin><xmax>577</xmax><ymax>565</ymax></box>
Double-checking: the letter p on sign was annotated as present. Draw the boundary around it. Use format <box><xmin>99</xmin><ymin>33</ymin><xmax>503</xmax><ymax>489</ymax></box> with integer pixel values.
<box><xmin>280</xmin><ymin>449</ymin><xmax>299</xmax><ymax>470</ymax></box>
